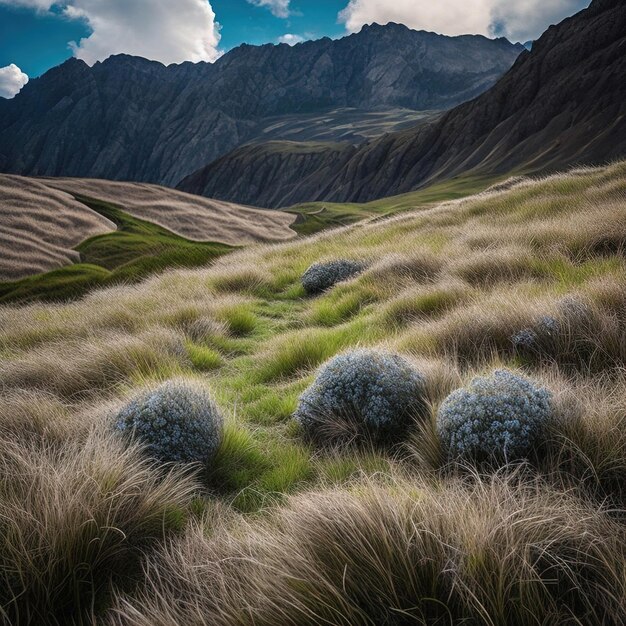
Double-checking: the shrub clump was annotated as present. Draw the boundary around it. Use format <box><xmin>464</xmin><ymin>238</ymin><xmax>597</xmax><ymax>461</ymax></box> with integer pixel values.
<box><xmin>511</xmin><ymin>315</ymin><xmax>559</xmax><ymax>356</ymax></box>
<box><xmin>114</xmin><ymin>380</ymin><xmax>223</xmax><ymax>464</ymax></box>
<box><xmin>294</xmin><ymin>349</ymin><xmax>427</xmax><ymax>445</ymax></box>
<box><xmin>301</xmin><ymin>259</ymin><xmax>365</xmax><ymax>295</ymax></box>
<box><xmin>437</xmin><ymin>369</ymin><xmax>552</xmax><ymax>463</ymax></box>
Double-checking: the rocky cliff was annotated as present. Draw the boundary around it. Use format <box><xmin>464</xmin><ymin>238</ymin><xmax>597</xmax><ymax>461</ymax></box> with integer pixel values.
<box><xmin>180</xmin><ymin>0</ymin><xmax>625</xmax><ymax>207</ymax></box>
<box><xmin>0</xmin><ymin>26</ymin><xmax>522</xmax><ymax>187</ymax></box>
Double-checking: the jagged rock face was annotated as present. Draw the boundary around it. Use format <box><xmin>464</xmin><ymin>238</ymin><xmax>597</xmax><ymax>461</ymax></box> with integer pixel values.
<box><xmin>0</xmin><ymin>26</ymin><xmax>522</xmax><ymax>187</ymax></box>
<box><xmin>181</xmin><ymin>0</ymin><xmax>626</xmax><ymax>208</ymax></box>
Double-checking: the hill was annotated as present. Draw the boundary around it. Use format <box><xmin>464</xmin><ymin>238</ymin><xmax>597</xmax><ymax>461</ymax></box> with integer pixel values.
<box><xmin>0</xmin><ymin>27</ymin><xmax>522</xmax><ymax>186</ymax></box>
<box><xmin>1</xmin><ymin>160</ymin><xmax>625</xmax><ymax>624</ymax></box>
<box><xmin>0</xmin><ymin>176</ymin><xmax>297</xmax><ymax>302</ymax></box>
<box><xmin>0</xmin><ymin>174</ymin><xmax>115</xmax><ymax>280</ymax></box>
<box><xmin>180</xmin><ymin>0</ymin><xmax>626</xmax><ymax>207</ymax></box>
<box><xmin>42</xmin><ymin>178</ymin><xmax>297</xmax><ymax>245</ymax></box>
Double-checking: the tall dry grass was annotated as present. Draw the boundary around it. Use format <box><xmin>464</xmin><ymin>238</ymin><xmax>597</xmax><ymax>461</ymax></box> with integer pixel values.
<box><xmin>0</xmin><ymin>161</ymin><xmax>625</xmax><ymax>623</ymax></box>
<box><xmin>0</xmin><ymin>402</ymin><xmax>198</xmax><ymax>625</ymax></box>
<box><xmin>109</xmin><ymin>474</ymin><xmax>626</xmax><ymax>626</ymax></box>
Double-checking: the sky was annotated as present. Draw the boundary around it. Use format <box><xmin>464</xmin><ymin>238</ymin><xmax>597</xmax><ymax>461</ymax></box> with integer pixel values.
<box><xmin>0</xmin><ymin>0</ymin><xmax>590</xmax><ymax>98</ymax></box>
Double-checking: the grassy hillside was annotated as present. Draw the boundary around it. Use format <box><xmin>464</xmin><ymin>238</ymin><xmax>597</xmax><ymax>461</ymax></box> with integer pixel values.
<box><xmin>1</xmin><ymin>161</ymin><xmax>625</xmax><ymax>624</ymax></box>
<box><xmin>0</xmin><ymin>175</ymin><xmax>495</xmax><ymax>302</ymax></box>
<box><xmin>0</xmin><ymin>196</ymin><xmax>233</xmax><ymax>303</ymax></box>
<box><xmin>288</xmin><ymin>172</ymin><xmax>501</xmax><ymax>235</ymax></box>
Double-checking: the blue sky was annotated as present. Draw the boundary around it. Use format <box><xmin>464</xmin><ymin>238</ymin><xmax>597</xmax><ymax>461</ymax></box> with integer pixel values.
<box><xmin>0</xmin><ymin>0</ymin><xmax>348</xmax><ymax>77</ymax></box>
<box><xmin>0</xmin><ymin>0</ymin><xmax>590</xmax><ymax>97</ymax></box>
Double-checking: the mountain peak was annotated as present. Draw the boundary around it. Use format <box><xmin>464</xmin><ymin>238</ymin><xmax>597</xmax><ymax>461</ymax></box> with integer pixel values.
<box><xmin>360</xmin><ymin>21</ymin><xmax>409</xmax><ymax>32</ymax></box>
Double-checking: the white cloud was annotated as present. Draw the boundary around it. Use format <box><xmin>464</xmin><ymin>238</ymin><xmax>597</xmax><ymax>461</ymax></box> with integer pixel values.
<box><xmin>0</xmin><ymin>0</ymin><xmax>222</xmax><ymax>65</ymax></box>
<box><xmin>0</xmin><ymin>64</ymin><xmax>29</xmax><ymax>98</ymax></box>
<box><xmin>338</xmin><ymin>0</ymin><xmax>589</xmax><ymax>42</ymax></box>
<box><xmin>489</xmin><ymin>0</ymin><xmax>589</xmax><ymax>42</ymax></box>
<box><xmin>66</xmin><ymin>0</ymin><xmax>221</xmax><ymax>65</ymax></box>
<box><xmin>247</xmin><ymin>0</ymin><xmax>290</xmax><ymax>19</ymax></box>
<box><xmin>0</xmin><ymin>0</ymin><xmax>55</xmax><ymax>9</ymax></box>
<box><xmin>278</xmin><ymin>33</ymin><xmax>304</xmax><ymax>45</ymax></box>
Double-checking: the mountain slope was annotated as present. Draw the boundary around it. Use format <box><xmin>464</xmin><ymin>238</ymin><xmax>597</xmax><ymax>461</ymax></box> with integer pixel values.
<box><xmin>0</xmin><ymin>27</ymin><xmax>522</xmax><ymax>186</ymax></box>
<box><xmin>180</xmin><ymin>0</ymin><xmax>625</xmax><ymax>208</ymax></box>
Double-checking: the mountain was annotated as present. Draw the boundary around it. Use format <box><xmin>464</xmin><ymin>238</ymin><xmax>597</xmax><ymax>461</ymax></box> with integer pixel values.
<box><xmin>0</xmin><ymin>27</ymin><xmax>523</xmax><ymax>187</ymax></box>
<box><xmin>179</xmin><ymin>0</ymin><xmax>626</xmax><ymax>208</ymax></box>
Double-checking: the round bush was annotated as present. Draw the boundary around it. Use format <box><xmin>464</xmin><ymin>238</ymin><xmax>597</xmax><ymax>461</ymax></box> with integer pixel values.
<box><xmin>294</xmin><ymin>349</ymin><xmax>427</xmax><ymax>445</ymax></box>
<box><xmin>437</xmin><ymin>369</ymin><xmax>552</xmax><ymax>464</ymax></box>
<box><xmin>301</xmin><ymin>260</ymin><xmax>365</xmax><ymax>295</ymax></box>
<box><xmin>114</xmin><ymin>380</ymin><xmax>223</xmax><ymax>464</ymax></box>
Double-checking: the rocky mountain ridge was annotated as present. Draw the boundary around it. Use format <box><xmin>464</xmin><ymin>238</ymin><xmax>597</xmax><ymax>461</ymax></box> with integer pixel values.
<box><xmin>179</xmin><ymin>0</ymin><xmax>625</xmax><ymax>207</ymax></box>
<box><xmin>0</xmin><ymin>26</ymin><xmax>523</xmax><ymax>186</ymax></box>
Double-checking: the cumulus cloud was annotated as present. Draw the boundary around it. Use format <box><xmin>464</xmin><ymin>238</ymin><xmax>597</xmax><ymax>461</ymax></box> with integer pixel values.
<box><xmin>65</xmin><ymin>0</ymin><xmax>221</xmax><ymax>65</ymax></box>
<box><xmin>247</xmin><ymin>0</ymin><xmax>290</xmax><ymax>18</ymax></box>
<box><xmin>0</xmin><ymin>0</ymin><xmax>221</xmax><ymax>65</ymax></box>
<box><xmin>0</xmin><ymin>64</ymin><xmax>29</xmax><ymax>98</ymax></box>
<box><xmin>489</xmin><ymin>0</ymin><xmax>589</xmax><ymax>42</ymax></box>
<box><xmin>278</xmin><ymin>33</ymin><xmax>304</xmax><ymax>45</ymax></box>
<box><xmin>338</xmin><ymin>0</ymin><xmax>589</xmax><ymax>42</ymax></box>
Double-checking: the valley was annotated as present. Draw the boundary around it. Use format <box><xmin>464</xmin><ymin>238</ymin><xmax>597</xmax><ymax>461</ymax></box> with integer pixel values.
<box><xmin>0</xmin><ymin>0</ymin><xmax>625</xmax><ymax>624</ymax></box>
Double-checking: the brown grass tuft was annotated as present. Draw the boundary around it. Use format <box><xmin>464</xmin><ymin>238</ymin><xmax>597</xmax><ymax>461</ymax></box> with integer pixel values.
<box><xmin>108</xmin><ymin>475</ymin><xmax>626</xmax><ymax>626</ymax></box>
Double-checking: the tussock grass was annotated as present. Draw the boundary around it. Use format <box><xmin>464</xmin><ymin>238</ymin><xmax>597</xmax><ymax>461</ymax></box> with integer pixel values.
<box><xmin>0</xmin><ymin>328</ymin><xmax>187</xmax><ymax>399</ymax></box>
<box><xmin>186</xmin><ymin>342</ymin><xmax>223</xmax><ymax>371</ymax></box>
<box><xmin>382</xmin><ymin>279</ymin><xmax>470</xmax><ymax>326</ymax></box>
<box><xmin>0</xmin><ymin>417</ymin><xmax>197</xmax><ymax>625</ymax></box>
<box><xmin>309</xmin><ymin>284</ymin><xmax>377</xmax><ymax>326</ymax></box>
<box><xmin>109</xmin><ymin>475</ymin><xmax>626</xmax><ymax>626</ymax></box>
<box><xmin>1</xmin><ymin>161</ymin><xmax>626</xmax><ymax>623</ymax></box>
<box><xmin>450</xmin><ymin>245</ymin><xmax>550</xmax><ymax>286</ymax></box>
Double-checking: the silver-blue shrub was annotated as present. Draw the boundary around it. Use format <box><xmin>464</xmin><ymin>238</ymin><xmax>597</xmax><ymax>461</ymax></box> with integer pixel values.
<box><xmin>301</xmin><ymin>260</ymin><xmax>365</xmax><ymax>295</ymax></box>
<box><xmin>511</xmin><ymin>316</ymin><xmax>560</xmax><ymax>355</ymax></box>
<box><xmin>294</xmin><ymin>349</ymin><xmax>427</xmax><ymax>444</ymax></box>
<box><xmin>114</xmin><ymin>380</ymin><xmax>223</xmax><ymax>464</ymax></box>
<box><xmin>437</xmin><ymin>369</ymin><xmax>552</xmax><ymax>463</ymax></box>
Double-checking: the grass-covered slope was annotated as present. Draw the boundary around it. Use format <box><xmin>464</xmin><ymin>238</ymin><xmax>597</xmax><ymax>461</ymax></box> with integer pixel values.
<box><xmin>288</xmin><ymin>172</ymin><xmax>499</xmax><ymax>235</ymax></box>
<box><xmin>0</xmin><ymin>196</ymin><xmax>233</xmax><ymax>304</ymax></box>
<box><xmin>1</xmin><ymin>161</ymin><xmax>626</xmax><ymax>624</ymax></box>
<box><xmin>0</xmin><ymin>174</ymin><xmax>115</xmax><ymax>280</ymax></box>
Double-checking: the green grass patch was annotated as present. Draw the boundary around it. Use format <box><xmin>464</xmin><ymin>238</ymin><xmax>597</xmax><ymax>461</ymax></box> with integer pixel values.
<box><xmin>186</xmin><ymin>342</ymin><xmax>223</xmax><ymax>371</ymax></box>
<box><xmin>531</xmin><ymin>257</ymin><xmax>625</xmax><ymax>287</ymax></box>
<box><xmin>0</xmin><ymin>264</ymin><xmax>113</xmax><ymax>304</ymax></box>
<box><xmin>310</xmin><ymin>286</ymin><xmax>377</xmax><ymax>326</ymax></box>
<box><xmin>287</xmin><ymin>173</ymin><xmax>500</xmax><ymax>235</ymax></box>
<box><xmin>246</xmin><ymin>386</ymin><xmax>300</xmax><ymax>425</ymax></box>
<box><xmin>208</xmin><ymin>423</ymin><xmax>271</xmax><ymax>495</ymax></box>
<box><xmin>257</xmin><ymin>441</ymin><xmax>313</xmax><ymax>494</ymax></box>
<box><xmin>316</xmin><ymin>452</ymin><xmax>394</xmax><ymax>486</ymax></box>
<box><xmin>217</xmin><ymin>306</ymin><xmax>260</xmax><ymax>337</ymax></box>
<box><xmin>383</xmin><ymin>286</ymin><xmax>468</xmax><ymax>325</ymax></box>
<box><xmin>255</xmin><ymin>316</ymin><xmax>385</xmax><ymax>383</ymax></box>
